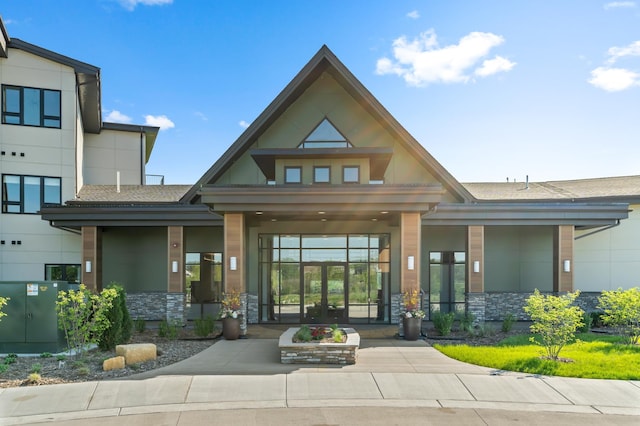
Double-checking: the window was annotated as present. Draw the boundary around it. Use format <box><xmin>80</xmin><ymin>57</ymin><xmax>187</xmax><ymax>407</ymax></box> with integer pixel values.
<box><xmin>343</xmin><ymin>166</ymin><xmax>359</xmax><ymax>184</ymax></box>
<box><xmin>2</xmin><ymin>85</ymin><xmax>61</xmax><ymax>128</ymax></box>
<box><xmin>298</xmin><ymin>118</ymin><xmax>353</xmax><ymax>148</ymax></box>
<box><xmin>285</xmin><ymin>167</ymin><xmax>302</xmax><ymax>184</ymax></box>
<box><xmin>45</xmin><ymin>264</ymin><xmax>80</xmax><ymax>283</ymax></box>
<box><xmin>313</xmin><ymin>166</ymin><xmax>330</xmax><ymax>183</ymax></box>
<box><xmin>2</xmin><ymin>175</ymin><xmax>61</xmax><ymax>214</ymax></box>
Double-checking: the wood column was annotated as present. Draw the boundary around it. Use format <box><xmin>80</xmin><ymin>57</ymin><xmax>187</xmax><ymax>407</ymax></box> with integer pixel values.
<box><xmin>168</xmin><ymin>226</ymin><xmax>184</xmax><ymax>293</ymax></box>
<box><xmin>554</xmin><ymin>225</ymin><xmax>574</xmax><ymax>293</ymax></box>
<box><xmin>82</xmin><ymin>226</ymin><xmax>102</xmax><ymax>292</ymax></box>
<box><xmin>467</xmin><ymin>226</ymin><xmax>484</xmax><ymax>293</ymax></box>
<box><xmin>224</xmin><ymin>213</ymin><xmax>245</xmax><ymax>293</ymax></box>
<box><xmin>400</xmin><ymin>212</ymin><xmax>421</xmax><ymax>293</ymax></box>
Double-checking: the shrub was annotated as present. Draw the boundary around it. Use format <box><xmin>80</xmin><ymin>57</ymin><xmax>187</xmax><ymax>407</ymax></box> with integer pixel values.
<box><xmin>598</xmin><ymin>287</ymin><xmax>640</xmax><ymax>345</ymax></box>
<box><xmin>458</xmin><ymin>312</ymin><xmax>475</xmax><ymax>333</ymax></box>
<box><xmin>98</xmin><ymin>283</ymin><xmax>133</xmax><ymax>351</ymax></box>
<box><xmin>158</xmin><ymin>319</ymin><xmax>180</xmax><ymax>340</ymax></box>
<box><xmin>294</xmin><ymin>325</ymin><xmax>312</xmax><ymax>342</ymax></box>
<box><xmin>27</xmin><ymin>373</ymin><xmax>42</xmax><ymax>384</ymax></box>
<box><xmin>0</xmin><ymin>364</ymin><xmax>8</xmax><ymax>374</ymax></box>
<box><xmin>578</xmin><ymin>312</ymin><xmax>594</xmax><ymax>333</ymax></box>
<box><xmin>194</xmin><ymin>316</ymin><xmax>215</xmax><ymax>337</ymax></box>
<box><xmin>134</xmin><ymin>317</ymin><xmax>146</xmax><ymax>333</ymax></box>
<box><xmin>30</xmin><ymin>363</ymin><xmax>42</xmax><ymax>374</ymax></box>
<box><xmin>0</xmin><ymin>296</ymin><xmax>8</xmax><ymax>322</ymax></box>
<box><xmin>432</xmin><ymin>311</ymin><xmax>455</xmax><ymax>336</ymax></box>
<box><xmin>475</xmin><ymin>322</ymin><xmax>496</xmax><ymax>337</ymax></box>
<box><xmin>56</xmin><ymin>284</ymin><xmax>117</xmax><ymax>358</ymax></box>
<box><xmin>4</xmin><ymin>354</ymin><xmax>18</xmax><ymax>365</ymax></box>
<box><xmin>332</xmin><ymin>328</ymin><xmax>345</xmax><ymax>343</ymax></box>
<box><xmin>40</xmin><ymin>352</ymin><xmax>52</xmax><ymax>358</ymax></box>
<box><xmin>524</xmin><ymin>289</ymin><xmax>584</xmax><ymax>361</ymax></box>
<box><xmin>502</xmin><ymin>313</ymin><xmax>516</xmax><ymax>333</ymax></box>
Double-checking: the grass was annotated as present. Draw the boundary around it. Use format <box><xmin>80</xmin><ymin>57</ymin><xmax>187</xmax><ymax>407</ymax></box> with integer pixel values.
<box><xmin>434</xmin><ymin>332</ymin><xmax>640</xmax><ymax>380</ymax></box>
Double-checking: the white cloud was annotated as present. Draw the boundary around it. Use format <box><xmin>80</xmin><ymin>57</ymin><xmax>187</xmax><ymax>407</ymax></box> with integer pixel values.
<box><xmin>589</xmin><ymin>40</ymin><xmax>640</xmax><ymax>91</ymax></box>
<box><xmin>603</xmin><ymin>1</ymin><xmax>636</xmax><ymax>10</ymax></box>
<box><xmin>474</xmin><ymin>56</ymin><xmax>517</xmax><ymax>77</ymax></box>
<box><xmin>239</xmin><ymin>120</ymin><xmax>250</xmax><ymax>129</ymax></box>
<box><xmin>606</xmin><ymin>40</ymin><xmax>640</xmax><ymax>64</ymax></box>
<box><xmin>145</xmin><ymin>114</ymin><xmax>175</xmax><ymax>130</ymax></box>
<box><xmin>116</xmin><ymin>0</ymin><xmax>173</xmax><ymax>11</ymax></box>
<box><xmin>104</xmin><ymin>110</ymin><xmax>132</xmax><ymax>124</ymax></box>
<box><xmin>589</xmin><ymin>67</ymin><xmax>640</xmax><ymax>91</ymax></box>
<box><xmin>407</xmin><ymin>10</ymin><xmax>420</xmax><ymax>19</ymax></box>
<box><xmin>376</xmin><ymin>29</ymin><xmax>515</xmax><ymax>86</ymax></box>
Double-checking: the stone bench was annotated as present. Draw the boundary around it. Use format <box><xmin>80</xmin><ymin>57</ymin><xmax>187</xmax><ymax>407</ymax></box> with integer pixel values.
<box><xmin>115</xmin><ymin>343</ymin><xmax>157</xmax><ymax>365</ymax></box>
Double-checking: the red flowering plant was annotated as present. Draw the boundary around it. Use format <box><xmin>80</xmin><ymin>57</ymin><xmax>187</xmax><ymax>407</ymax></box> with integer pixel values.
<box><xmin>401</xmin><ymin>289</ymin><xmax>426</xmax><ymax>319</ymax></box>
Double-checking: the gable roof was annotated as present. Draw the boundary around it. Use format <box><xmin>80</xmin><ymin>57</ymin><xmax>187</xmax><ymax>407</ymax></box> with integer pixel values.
<box><xmin>181</xmin><ymin>45</ymin><xmax>475</xmax><ymax>203</ymax></box>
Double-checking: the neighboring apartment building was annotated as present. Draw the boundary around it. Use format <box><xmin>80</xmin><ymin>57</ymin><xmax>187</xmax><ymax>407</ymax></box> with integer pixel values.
<box><xmin>2</xmin><ymin>16</ymin><xmax>639</xmax><ymax>333</ymax></box>
<box><xmin>0</xmin><ymin>18</ymin><xmax>158</xmax><ymax>283</ymax></box>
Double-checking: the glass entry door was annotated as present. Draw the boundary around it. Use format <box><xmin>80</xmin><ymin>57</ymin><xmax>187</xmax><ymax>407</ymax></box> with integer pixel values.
<box><xmin>429</xmin><ymin>251</ymin><xmax>466</xmax><ymax>317</ymax></box>
<box><xmin>302</xmin><ymin>263</ymin><xmax>347</xmax><ymax>323</ymax></box>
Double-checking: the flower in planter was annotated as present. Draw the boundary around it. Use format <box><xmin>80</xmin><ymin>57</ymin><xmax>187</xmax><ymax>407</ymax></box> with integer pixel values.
<box><xmin>218</xmin><ymin>290</ymin><xmax>242</xmax><ymax>319</ymax></box>
<box><xmin>402</xmin><ymin>289</ymin><xmax>426</xmax><ymax>319</ymax></box>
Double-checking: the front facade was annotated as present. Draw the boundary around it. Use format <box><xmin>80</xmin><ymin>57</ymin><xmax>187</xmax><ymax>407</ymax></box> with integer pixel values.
<box><xmin>2</xmin><ymin>15</ymin><xmax>637</xmax><ymax>332</ymax></box>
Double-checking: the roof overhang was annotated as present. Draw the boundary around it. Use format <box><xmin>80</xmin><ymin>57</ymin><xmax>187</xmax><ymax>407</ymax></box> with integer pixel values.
<box><xmin>41</xmin><ymin>204</ymin><xmax>221</xmax><ymax>229</ymax></box>
<box><xmin>198</xmin><ymin>184</ymin><xmax>444</xmax><ymax>217</ymax></box>
<box><xmin>250</xmin><ymin>147</ymin><xmax>393</xmax><ymax>181</ymax></box>
<box><xmin>423</xmin><ymin>202</ymin><xmax>630</xmax><ymax>227</ymax></box>
<box><xmin>9</xmin><ymin>38</ymin><xmax>102</xmax><ymax>133</ymax></box>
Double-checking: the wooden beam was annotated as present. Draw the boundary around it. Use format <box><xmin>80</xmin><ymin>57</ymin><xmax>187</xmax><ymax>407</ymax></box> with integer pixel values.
<box><xmin>224</xmin><ymin>213</ymin><xmax>245</xmax><ymax>293</ymax></box>
<box><xmin>467</xmin><ymin>226</ymin><xmax>484</xmax><ymax>293</ymax></box>
<box><xmin>400</xmin><ymin>212</ymin><xmax>421</xmax><ymax>293</ymax></box>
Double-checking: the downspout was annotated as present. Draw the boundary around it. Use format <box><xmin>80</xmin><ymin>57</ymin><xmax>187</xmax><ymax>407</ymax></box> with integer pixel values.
<box><xmin>140</xmin><ymin>128</ymin><xmax>146</xmax><ymax>185</ymax></box>
<box><xmin>574</xmin><ymin>220</ymin><xmax>620</xmax><ymax>240</ymax></box>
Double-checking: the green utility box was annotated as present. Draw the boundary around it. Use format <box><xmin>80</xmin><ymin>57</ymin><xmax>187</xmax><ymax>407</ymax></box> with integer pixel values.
<box><xmin>0</xmin><ymin>281</ymin><xmax>79</xmax><ymax>353</ymax></box>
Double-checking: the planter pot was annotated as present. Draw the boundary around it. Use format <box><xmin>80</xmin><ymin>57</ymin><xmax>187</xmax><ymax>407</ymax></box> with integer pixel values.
<box><xmin>403</xmin><ymin>316</ymin><xmax>422</xmax><ymax>341</ymax></box>
<box><xmin>222</xmin><ymin>317</ymin><xmax>241</xmax><ymax>340</ymax></box>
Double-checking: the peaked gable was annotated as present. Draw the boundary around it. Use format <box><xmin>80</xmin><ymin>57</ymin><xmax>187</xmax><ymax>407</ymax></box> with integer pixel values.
<box><xmin>182</xmin><ymin>45</ymin><xmax>474</xmax><ymax>203</ymax></box>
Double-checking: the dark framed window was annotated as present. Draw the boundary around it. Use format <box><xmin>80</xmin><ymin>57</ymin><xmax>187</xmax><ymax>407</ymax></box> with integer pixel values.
<box><xmin>342</xmin><ymin>166</ymin><xmax>360</xmax><ymax>184</ymax></box>
<box><xmin>285</xmin><ymin>167</ymin><xmax>302</xmax><ymax>184</ymax></box>
<box><xmin>2</xmin><ymin>85</ymin><xmax>61</xmax><ymax>128</ymax></box>
<box><xmin>2</xmin><ymin>174</ymin><xmax>61</xmax><ymax>214</ymax></box>
<box><xmin>313</xmin><ymin>166</ymin><xmax>330</xmax><ymax>183</ymax></box>
<box><xmin>45</xmin><ymin>264</ymin><xmax>80</xmax><ymax>283</ymax></box>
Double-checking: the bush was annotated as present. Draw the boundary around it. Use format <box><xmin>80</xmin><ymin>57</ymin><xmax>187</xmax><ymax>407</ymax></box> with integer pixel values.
<box><xmin>0</xmin><ymin>364</ymin><xmax>8</xmax><ymax>374</ymax></box>
<box><xmin>134</xmin><ymin>318</ymin><xmax>146</xmax><ymax>333</ymax></box>
<box><xmin>458</xmin><ymin>312</ymin><xmax>475</xmax><ymax>333</ymax></box>
<box><xmin>0</xmin><ymin>296</ymin><xmax>8</xmax><ymax>322</ymax></box>
<box><xmin>97</xmin><ymin>283</ymin><xmax>133</xmax><ymax>351</ymax></box>
<box><xmin>56</xmin><ymin>285</ymin><xmax>117</xmax><ymax>358</ymax></box>
<box><xmin>194</xmin><ymin>316</ymin><xmax>215</xmax><ymax>337</ymax></box>
<box><xmin>30</xmin><ymin>363</ymin><xmax>42</xmax><ymax>374</ymax></box>
<box><xmin>158</xmin><ymin>319</ymin><xmax>180</xmax><ymax>340</ymax></box>
<box><xmin>578</xmin><ymin>312</ymin><xmax>594</xmax><ymax>333</ymax></box>
<box><xmin>598</xmin><ymin>287</ymin><xmax>640</xmax><ymax>345</ymax></box>
<box><xmin>432</xmin><ymin>311</ymin><xmax>455</xmax><ymax>336</ymax></box>
<box><xmin>474</xmin><ymin>322</ymin><xmax>496</xmax><ymax>337</ymax></box>
<box><xmin>524</xmin><ymin>289</ymin><xmax>584</xmax><ymax>361</ymax></box>
<box><xmin>502</xmin><ymin>313</ymin><xmax>516</xmax><ymax>333</ymax></box>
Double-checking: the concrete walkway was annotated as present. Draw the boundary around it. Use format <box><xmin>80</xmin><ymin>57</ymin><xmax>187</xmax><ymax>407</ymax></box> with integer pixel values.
<box><xmin>1</xmin><ymin>338</ymin><xmax>639</xmax><ymax>425</ymax></box>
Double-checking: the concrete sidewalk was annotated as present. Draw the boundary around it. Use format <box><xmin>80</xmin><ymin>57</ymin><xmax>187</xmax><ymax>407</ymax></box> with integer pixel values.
<box><xmin>1</xmin><ymin>339</ymin><xmax>639</xmax><ymax>425</ymax></box>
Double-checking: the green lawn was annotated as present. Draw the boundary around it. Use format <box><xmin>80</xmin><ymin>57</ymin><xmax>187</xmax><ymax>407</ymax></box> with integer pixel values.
<box><xmin>434</xmin><ymin>333</ymin><xmax>640</xmax><ymax>380</ymax></box>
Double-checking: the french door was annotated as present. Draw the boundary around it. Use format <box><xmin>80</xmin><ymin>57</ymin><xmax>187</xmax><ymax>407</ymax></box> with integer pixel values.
<box><xmin>301</xmin><ymin>263</ymin><xmax>347</xmax><ymax>323</ymax></box>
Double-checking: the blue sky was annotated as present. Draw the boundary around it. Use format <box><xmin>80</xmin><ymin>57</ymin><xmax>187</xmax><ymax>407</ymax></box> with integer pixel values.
<box><xmin>2</xmin><ymin>1</ymin><xmax>639</xmax><ymax>184</ymax></box>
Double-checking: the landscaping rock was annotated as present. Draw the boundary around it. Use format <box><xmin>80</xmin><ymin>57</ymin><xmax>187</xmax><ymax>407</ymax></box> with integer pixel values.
<box><xmin>102</xmin><ymin>356</ymin><xmax>125</xmax><ymax>371</ymax></box>
<box><xmin>116</xmin><ymin>343</ymin><xmax>157</xmax><ymax>365</ymax></box>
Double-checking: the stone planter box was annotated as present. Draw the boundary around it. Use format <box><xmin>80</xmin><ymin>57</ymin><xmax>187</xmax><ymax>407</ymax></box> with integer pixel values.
<box><xmin>279</xmin><ymin>327</ymin><xmax>360</xmax><ymax>365</ymax></box>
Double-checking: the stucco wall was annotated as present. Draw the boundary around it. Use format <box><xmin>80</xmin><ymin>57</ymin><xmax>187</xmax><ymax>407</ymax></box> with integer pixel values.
<box><xmin>484</xmin><ymin>226</ymin><xmax>553</xmax><ymax>292</ymax></box>
<box><xmin>575</xmin><ymin>205</ymin><xmax>640</xmax><ymax>291</ymax></box>
<box><xmin>0</xmin><ymin>49</ymin><xmax>80</xmax><ymax>280</ymax></box>
<box><xmin>83</xmin><ymin>129</ymin><xmax>144</xmax><ymax>185</ymax></box>
<box><xmin>102</xmin><ymin>227</ymin><xmax>166</xmax><ymax>292</ymax></box>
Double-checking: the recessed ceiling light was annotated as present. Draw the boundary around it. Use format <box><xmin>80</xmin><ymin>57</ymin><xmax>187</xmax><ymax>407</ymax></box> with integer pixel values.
<box><xmin>380</xmin><ymin>211</ymin><xmax>389</xmax><ymax>214</ymax></box>
<box><xmin>318</xmin><ymin>211</ymin><xmax>325</xmax><ymax>215</ymax></box>
<box><xmin>256</xmin><ymin>211</ymin><xmax>263</xmax><ymax>215</ymax></box>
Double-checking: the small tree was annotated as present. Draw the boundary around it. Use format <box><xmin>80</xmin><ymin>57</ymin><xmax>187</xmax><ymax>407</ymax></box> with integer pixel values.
<box><xmin>598</xmin><ymin>287</ymin><xmax>640</xmax><ymax>345</ymax></box>
<box><xmin>524</xmin><ymin>289</ymin><xmax>584</xmax><ymax>361</ymax></box>
<box><xmin>0</xmin><ymin>296</ymin><xmax>8</xmax><ymax>322</ymax></box>
<box><xmin>56</xmin><ymin>285</ymin><xmax>117</xmax><ymax>358</ymax></box>
<box><xmin>97</xmin><ymin>283</ymin><xmax>133</xmax><ymax>351</ymax></box>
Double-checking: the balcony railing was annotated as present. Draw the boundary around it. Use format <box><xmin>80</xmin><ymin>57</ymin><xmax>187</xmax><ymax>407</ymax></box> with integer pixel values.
<box><xmin>145</xmin><ymin>174</ymin><xmax>165</xmax><ymax>185</ymax></box>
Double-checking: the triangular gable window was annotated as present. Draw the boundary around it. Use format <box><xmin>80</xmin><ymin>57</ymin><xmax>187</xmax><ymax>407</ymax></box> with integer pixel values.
<box><xmin>298</xmin><ymin>118</ymin><xmax>353</xmax><ymax>148</ymax></box>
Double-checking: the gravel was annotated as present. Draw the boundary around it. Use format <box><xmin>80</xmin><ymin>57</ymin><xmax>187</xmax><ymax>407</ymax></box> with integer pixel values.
<box><xmin>0</xmin><ymin>329</ymin><xmax>218</xmax><ymax>389</ymax></box>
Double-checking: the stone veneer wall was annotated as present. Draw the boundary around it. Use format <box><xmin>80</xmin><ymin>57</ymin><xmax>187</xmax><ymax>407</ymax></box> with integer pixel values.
<box><xmin>126</xmin><ymin>292</ymin><xmax>185</xmax><ymax>323</ymax></box>
<box><xmin>246</xmin><ymin>293</ymin><xmax>258</xmax><ymax>324</ymax></box>
<box><xmin>480</xmin><ymin>291</ymin><xmax>603</xmax><ymax>321</ymax></box>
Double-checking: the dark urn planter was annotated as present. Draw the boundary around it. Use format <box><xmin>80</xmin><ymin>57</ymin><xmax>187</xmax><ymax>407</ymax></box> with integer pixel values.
<box><xmin>403</xmin><ymin>316</ymin><xmax>422</xmax><ymax>341</ymax></box>
<box><xmin>222</xmin><ymin>317</ymin><xmax>242</xmax><ymax>340</ymax></box>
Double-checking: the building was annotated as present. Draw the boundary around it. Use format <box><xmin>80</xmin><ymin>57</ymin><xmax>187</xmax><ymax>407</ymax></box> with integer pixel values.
<box><xmin>3</xmin><ymin>16</ymin><xmax>638</xmax><ymax>332</ymax></box>
<box><xmin>0</xmin><ymin>17</ymin><xmax>158</xmax><ymax>284</ymax></box>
